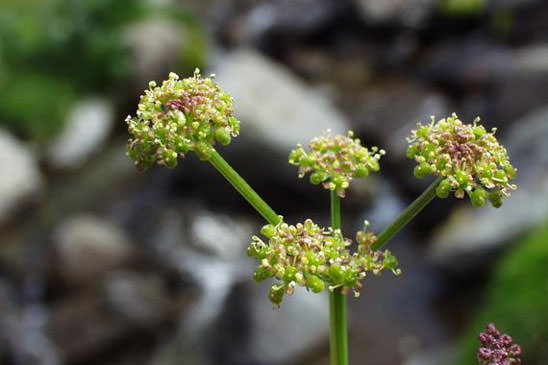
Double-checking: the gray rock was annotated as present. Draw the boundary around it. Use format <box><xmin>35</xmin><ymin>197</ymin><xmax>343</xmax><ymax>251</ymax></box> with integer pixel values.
<box><xmin>429</xmin><ymin>106</ymin><xmax>548</xmax><ymax>262</ymax></box>
<box><xmin>1</xmin><ymin>305</ymin><xmax>60</xmax><ymax>365</ymax></box>
<box><xmin>47</xmin><ymin>98</ymin><xmax>114</xmax><ymax>169</ymax></box>
<box><xmin>0</xmin><ymin>129</ymin><xmax>43</xmax><ymax>225</ymax></box>
<box><xmin>104</xmin><ymin>271</ymin><xmax>171</xmax><ymax>328</ymax></box>
<box><xmin>150</xmin><ymin>208</ymin><xmax>255</xmax><ymax>332</ymax></box>
<box><xmin>248</xmin><ymin>286</ymin><xmax>329</xmax><ymax>364</ymax></box>
<box><xmin>48</xmin><ymin>271</ymin><xmax>173</xmax><ymax>363</ymax></box>
<box><xmin>349</xmin><ymin>79</ymin><xmax>449</xmax><ymax>159</ymax></box>
<box><xmin>353</xmin><ymin>0</ymin><xmax>436</xmax><ymax>26</ymax></box>
<box><xmin>244</xmin><ymin>0</ymin><xmax>343</xmax><ymax>38</ymax></box>
<box><xmin>124</xmin><ymin>18</ymin><xmax>187</xmax><ymax>86</ymax></box>
<box><xmin>511</xmin><ymin>45</ymin><xmax>548</xmax><ymax>74</ymax></box>
<box><xmin>215</xmin><ymin>50</ymin><xmax>349</xmax><ymax>153</ymax></box>
<box><xmin>53</xmin><ymin>215</ymin><xmax>134</xmax><ymax>286</ymax></box>
<box><xmin>190</xmin><ymin>211</ymin><xmax>255</xmax><ymax>259</ymax></box>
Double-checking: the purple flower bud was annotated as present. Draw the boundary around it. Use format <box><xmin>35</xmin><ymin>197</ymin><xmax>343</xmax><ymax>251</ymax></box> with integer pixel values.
<box><xmin>477</xmin><ymin>323</ymin><xmax>522</xmax><ymax>365</ymax></box>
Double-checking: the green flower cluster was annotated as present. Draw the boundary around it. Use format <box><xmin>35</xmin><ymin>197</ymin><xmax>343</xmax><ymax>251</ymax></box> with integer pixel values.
<box><xmin>126</xmin><ymin>69</ymin><xmax>240</xmax><ymax>170</ymax></box>
<box><xmin>289</xmin><ymin>131</ymin><xmax>385</xmax><ymax>198</ymax></box>
<box><xmin>247</xmin><ymin>218</ymin><xmax>400</xmax><ymax>306</ymax></box>
<box><xmin>407</xmin><ymin>114</ymin><xmax>517</xmax><ymax>208</ymax></box>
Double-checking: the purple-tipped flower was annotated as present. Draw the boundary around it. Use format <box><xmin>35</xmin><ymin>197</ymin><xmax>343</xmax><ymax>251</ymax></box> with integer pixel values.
<box><xmin>477</xmin><ymin>323</ymin><xmax>522</xmax><ymax>365</ymax></box>
<box><xmin>407</xmin><ymin>114</ymin><xmax>516</xmax><ymax>208</ymax></box>
<box><xmin>289</xmin><ymin>131</ymin><xmax>385</xmax><ymax>198</ymax></box>
<box><xmin>126</xmin><ymin>69</ymin><xmax>240</xmax><ymax>170</ymax></box>
<box><xmin>248</xmin><ymin>218</ymin><xmax>400</xmax><ymax>306</ymax></box>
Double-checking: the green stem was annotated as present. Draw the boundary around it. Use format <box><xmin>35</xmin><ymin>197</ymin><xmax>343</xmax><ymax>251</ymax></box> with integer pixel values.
<box><xmin>329</xmin><ymin>191</ymin><xmax>348</xmax><ymax>365</ymax></box>
<box><xmin>208</xmin><ymin>149</ymin><xmax>280</xmax><ymax>225</ymax></box>
<box><xmin>371</xmin><ymin>177</ymin><xmax>441</xmax><ymax>251</ymax></box>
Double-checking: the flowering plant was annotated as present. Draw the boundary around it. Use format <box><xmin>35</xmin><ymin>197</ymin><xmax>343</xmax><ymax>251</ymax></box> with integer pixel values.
<box><xmin>126</xmin><ymin>70</ymin><xmax>517</xmax><ymax>365</ymax></box>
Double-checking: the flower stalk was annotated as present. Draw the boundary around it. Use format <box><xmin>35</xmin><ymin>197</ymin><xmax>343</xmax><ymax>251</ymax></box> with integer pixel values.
<box><xmin>208</xmin><ymin>148</ymin><xmax>280</xmax><ymax>225</ymax></box>
<box><xmin>329</xmin><ymin>190</ymin><xmax>348</xmax><ymax>365</ymax></box>
<box><xmin>372</xmin><ymin>177</ymin><xmax>441</xmax><ymax>251</ymax></box>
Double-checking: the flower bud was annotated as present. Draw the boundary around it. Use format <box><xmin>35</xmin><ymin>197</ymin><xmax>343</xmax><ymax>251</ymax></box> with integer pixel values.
<box><xmin>488</xmin><ymin>189</ymin><xmax>503</xmax><ymax>208</ymax></box>
<box><xmin>260</xmin><ymin>224</ymin><xmax>276</xmax><ymax>239</ymax></box>
<box><xmin>414</xmin><ymin>162</ymin><xmax>432</xmax><ymax>179</ymax></box>
<box><xmin>253</xmin><ymin>266</ymin><xmax>273</xmax><ymax>282</ymax></box>
<box><xmin>305</xmin><ymin>273</ymin><xmax>325</xmax><ymax>293</ymax></box>
<box><xmin>436</xmin><ymin>178</ymin><xmax>452</xmax><ymax>198</ymax></box>
<box><xmin>470</xmin><ymin>187</ymin><xmax>486</xmax><ymax>208</ymax></box>
<box><xmin>269</xmin><ymin>285</ymin><xmax>286</xmax><ymax>306</ymax></box>
<box><xmin>215</xmin><ymin>128</ymin><xmax>232</xmax><ymax>146</ymax></box>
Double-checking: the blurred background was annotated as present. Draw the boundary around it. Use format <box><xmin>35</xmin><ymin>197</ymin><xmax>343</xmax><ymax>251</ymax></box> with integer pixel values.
<box><xmin>0</xmin><ymin>0</ymin><xmax>547</xmax><ymax>364</ymax></box>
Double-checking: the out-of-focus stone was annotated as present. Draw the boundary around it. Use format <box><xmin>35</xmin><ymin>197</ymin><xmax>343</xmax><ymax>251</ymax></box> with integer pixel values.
<box><xmin>53</xmin><ymin>215</ymin><xmax>134</xmax><ymax>287</ymax></box>
<box><xmin>215</xmin><ymin>50</ymin><xmax>349</xmax><ymax>153</ymax></box>
<box><xmin>429</xmin><ymin>106</ymin><xmax>548</xmax><ymax>263</ymax></box>
<box><xmin>47</xmin><ymin>98</ymin><xmax>114</xmax><ymax>170</ymax></box>
<box><xmin>1</xmin><ymin>304</ymin><xmax>60</xmax><ymax>365</ymax></box>
<box><xmin>353</xmin><ymin>0</ymin><xmax>437</xmax><ymax>27</ymax></box>
<box><xmin>48</xmin><ymin>271</ymin><xmax>173</xmax><ymax>363</ymax></box>
<box><xmin>244</xmin><ymin>0</ymin><xmax>345</xmax><ymax>38</ymax></box>
<box><xmin>190</xmin><ymin>211</ymin><xmax>255</xmax><ymax>259</ymax></box>
<box><xmin>248</xmin><ymin>286</ymin><xmax>329</xmax><ymax>364</ymax></box>
<box><xmin>125</xmin><ymin>18</ymin><xmax>187</xmax><ymax>85</ymax></box>
<box><xmin>105</xmin><ymin>271</ymin><xmax>171</xmax><ymax>328</ymax></box>
<box><xmin>347</xmin><ymin>79</ymin><xmax>449</xmax><ymax>159</ymax></box>
<box><xmin>0</xmin><ymin>129</ymin><xmax>43</xmax><ymax>225</ymax></box>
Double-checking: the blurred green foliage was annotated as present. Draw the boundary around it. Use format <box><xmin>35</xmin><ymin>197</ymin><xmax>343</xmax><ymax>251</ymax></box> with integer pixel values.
<box><xmin>455</xmin><ymin>222</ymin><xmax>548</xmax><ymax>364</ymax></box>
<box><xmin>0</xmin><ymin>0</ymin><xmax>206</xmax><ymax>142</ymax></box>
<box><xmin>440</xmin><ymin>0</ymin><xmax>486</xmax><ymax>16</ymax></box>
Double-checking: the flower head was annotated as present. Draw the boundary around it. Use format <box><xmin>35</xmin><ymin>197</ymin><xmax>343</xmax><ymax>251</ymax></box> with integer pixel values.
<box><xmin>126</xmin><ymin>69</ymin><xmax>240</xmax><ymax>170</ymax></box>
<box><xmin>289</xmin><ymin>131</ymin><xmax>384</xmax><ymax>198</ymax></box>
<box><xmin>407</xmin><ymin>114</ymin><xmax>516</xmax><ymax>208</ymax></box>
<box><xmin>248</xmin><ymin>218</ymin><xmax>400</xmax><ymax>307</ymax></box>
<box><xmin>477</xmin><ymin>323</ymin><xmax>522</xmax><ymax>365</ymax></box>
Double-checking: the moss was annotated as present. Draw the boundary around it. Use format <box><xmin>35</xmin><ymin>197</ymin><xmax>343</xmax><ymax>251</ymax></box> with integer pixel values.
<box><xmin>0</xmin><ymin>72</ymin><xmax>77</xmax><ymax>141</ymax></box>
<box><xmin>455</xmin><ymin>222</ymin><xmax>548</xmax><ymax>364</ymax></box>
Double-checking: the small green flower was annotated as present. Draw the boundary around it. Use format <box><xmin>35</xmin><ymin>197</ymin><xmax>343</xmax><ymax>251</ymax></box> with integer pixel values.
<box><xmin>289</xmin><ymin>131</ymin><xmax>385</xmax><ymax>198</ymax></box>
<box><xmin>248</xmin><ymin>218</ymin><xmax>400</xmax><ymax>306</ymax></box>
<box><xmin>126</xmin><ymin>69</ymin><xmax>240</xmax><ymax>170</ymax></box>
<box><xmin>407</xmin><ymin>114</ymin><xmax>517</xmax><ymax>207</ymax></box>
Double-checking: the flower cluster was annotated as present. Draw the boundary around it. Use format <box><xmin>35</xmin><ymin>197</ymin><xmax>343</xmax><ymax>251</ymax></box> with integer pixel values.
<box><xmin>407</xmin><ymin>114</ymin><xmax>516</xmax><ymax>208</ymax></box>
<box><xmin>247</xmin><ymin>218</ymin><xmax>400</xmax><ymax>306</ymax></box>
<box><xmin>477</xmin><ymin>323</ymin><xmax>522</xmax><ymax>365</ymax></box>
<box><xmin>126</xmin><ymin>69</ymin><xmax>240</xmax><ymax>170</ymax></box>
<box><xmin>289</xmin><ymin>131</ymin><xmax>384</xmax><ymax>198</ymax></box>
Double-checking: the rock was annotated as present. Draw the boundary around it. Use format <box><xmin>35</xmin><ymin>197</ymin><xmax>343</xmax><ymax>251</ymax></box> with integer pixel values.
<box><xmin>419</xmin><ymin>41</ymin><xmax>511</xmax><ymax>89</ymax></box>
<box><xmin>1</xmin><ymin>305</ymin><xmax>60</xmax><ymax>365</ymax></box>
<box><xmin>124</xmin><ymin>18</ymin><xmax>187</xmax><ymax>86</ymax></box>
<box><xmin>346</xmin><ymin>78</ymin><xmax>449</xmax><ymax>160</ymax></box>
<box><xmin>511</xmin><ymin>45</ymin><xmax>548</xmax><ymax>74</ymax></box>
<box><xmin>47</xmin><ymin>98</ymin><xmax>114</xmax><ymax>169</ymax></box>
<box><xmin>52</xmin><ymin>215</ymin><xmax>134</xmax><ymax>287</ymax></box>
<box><xmin>104</xmin><ymin>271</ymin><xmax>171</xmax><ymax>328</ymax></box>
<box><xmin>494</xmin><ymin>45</ymin><xmax>548</xmax><ymax>125</ymax></box>
<box><xmin>0</xmin><ymin>129</ymin><xmax>43</xmax><ymax>225</ymax></box>
<box><xmin>215</xmin><ymin>50</ymin><xmax>349</xmax><ymax>153</ymax></box>
<box><xmin>429</xmin><ymin>106</ymin><xmax>548</xmax><ymax>263</ymax></box>
<box><xmin>247</xmin><ymin>286</ymin><xmax>329</xmax><ymax>364</ymax></box>
<box><xmin>353</xmin><ymin>0</ymin><xmax>437</xmax><ymax>27</ymax></box>
<box><xmin>48</xmin><ymin>271</ymin><xmax>173</xmax><ymax>363</ymax></box>
<box><xmin>244</xmin><ymin>0</ymin><xmax>345</xmax><ymax>39</ymax></box>
<box><xmin>149</xmin><ymin>208</ymin><xmax>255</xmax><ymax>333</ymax></box>
<box><xmin>190</xmin><ymin>211</ymin><xmax>255</xmax><ymax>259</ymax></box>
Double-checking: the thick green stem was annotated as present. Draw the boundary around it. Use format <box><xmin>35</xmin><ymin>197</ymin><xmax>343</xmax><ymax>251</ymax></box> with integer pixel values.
<box><xmin>329</xmin><ymin>191</ymin><xmax>348</xmax><ymax>365</ymax></box>
<box><xmin>372</xmin><ymin>178</ymin><xmax>441</xmax><ymax>251</ymax></box>
<box><xmin>208</xmin><ymin>149</ymin><xmax>280</xmax><ymax>225</ymax></box>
